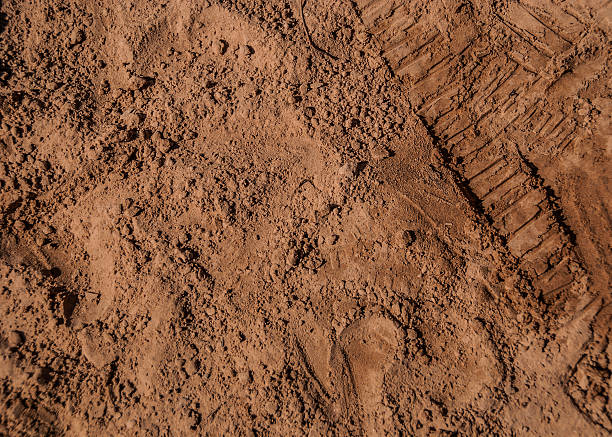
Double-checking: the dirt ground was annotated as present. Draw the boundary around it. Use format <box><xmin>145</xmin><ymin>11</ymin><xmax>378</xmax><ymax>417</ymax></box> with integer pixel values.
<box><xmin>0</xmin><ymin>0</ymin><xmax>610</xmax><ymax>435</ymax></box>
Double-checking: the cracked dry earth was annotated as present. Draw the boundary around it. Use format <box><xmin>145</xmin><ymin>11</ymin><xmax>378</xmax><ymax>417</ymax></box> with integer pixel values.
<box><xmin>0</xmin><ymin>0</ymin><xmax>610</xmax><ymax>435</ymax></box>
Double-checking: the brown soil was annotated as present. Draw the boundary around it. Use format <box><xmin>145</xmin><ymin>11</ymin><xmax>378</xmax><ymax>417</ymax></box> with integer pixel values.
<box><xmin>0</xmin><ymin>0</ymin><xmax>609</xmax><ymax>435</ymax></box>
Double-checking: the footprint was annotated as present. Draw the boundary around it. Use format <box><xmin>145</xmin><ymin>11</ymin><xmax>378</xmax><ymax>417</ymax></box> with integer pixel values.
<box><xmin>333</xmin><ymin>314</ymin><xmax>404</xmax><ymax>436</ymax></box>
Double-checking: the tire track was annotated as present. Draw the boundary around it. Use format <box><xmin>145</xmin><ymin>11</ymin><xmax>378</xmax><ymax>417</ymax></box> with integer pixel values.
<box><xmin>354</xmin><ymin>0</ymin><xmax>607</xmax><ymax>313</ymax></box>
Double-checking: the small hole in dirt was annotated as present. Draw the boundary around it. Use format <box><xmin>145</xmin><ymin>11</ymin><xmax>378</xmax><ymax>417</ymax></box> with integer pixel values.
<box><xmin>48</xmin><ymin>267</ymin><xmax>62</xmax><ymax>278</ymax></box>
<box><xmin>62</xmin><ymin>293</ymin><xmax>78</xmax><ymax>325</ymax></box>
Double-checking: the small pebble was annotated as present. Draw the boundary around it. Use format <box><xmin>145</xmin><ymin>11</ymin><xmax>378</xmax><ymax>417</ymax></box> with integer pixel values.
<box><xmin>45</xmin><ymin>80</ymin><xmax>60</xmax><ymax>91</ymax></box>
<box><xmin>399</xmin><ymin>230</ymin><xmax>415</xmax><ymax>248</ymax></box>
<box><xmin>185</xmin><ymin>358</ymin><xmax>199</xmax><ymax>376</ymax></box>
<box><xmin>178</xmin><ymin>231</ymin><xmax>190</xmax><ymax>245</ymax></box>
<box><xmin>345</xmin><ymin>118</ymin><xmax>359</xmax><ymax>130</ymax></box>
<box><xmin>304</xmin><ymin>107</ymin><xmax>315</xmax><ymax>119</ymax></box>
<box><xmin>152</xmin><ymin>132</ymin><xmax>172</xmax><ymax>152</ymax></box>
<box><xmin>126</xmin><ymin>205</ymin><xmax>141</xmax><ymax>217</ymax></box>
<box><xmin>121</xmin><ymin>110</ymin><xmax>143</xmax><ymax>129</ymax></box>
<box><xmin>391</xmin><ymin>302</ymin><xmax>401</xmax><ymax>315</ymax></box>
<box><xmin>128</xmin><ymin>75</ymin><xmax>147</xmax><ymax>91</ymax></box>
<box><xmin>7</xmin><ymin>330</ymin><xmax>24</xmax><ymax>348</ymax></box>
<box><xmin>238</xmin><ymin>371</ymin><xmax>251</xmax><ymax>384</ymax></box>
<box><xmin>14</xmin><ymin>220</ymin><xmax>26</xmax><ymax>232</ymax></box>
<box><xmin>371</xmin><ymin>145</ymin><xmax>390</xmax><ymax>161</ymax></box>
<box><xmin>237</xmin><ymin>44</ymin><xmax>253</xmax><ymax>58</ymax></box>
<box><xmin>406</xmin><ymin>328</ymin><xmax>418</xmax><ymax>340</ymax></box>
<box><xmin>70</xmin><ymin>28</ymin><xmax>85</xmax><ymax>46</ymax></box>
<box><xmin>213</xmin><ymin>40</ymin><xmax>227</xmax><ymax>55</ymax></box>
<box><xmin>286</xmin><ymin>249</ymin><xmax>299</xmax><ymax>266</ymax></box>
<box><xmin>205</xmin><ymin>307</ymin><xmax>216</xmax><ymax>316</ymax></box>
<box><xmin>22</xmin><ymin>143</ymin><xmax>34</xmax><ymax>154</ymax></box>
<box><xmin>338</xmin><ymin>162</ymin><xmax>357</xmax><ymax>179</ymax></box>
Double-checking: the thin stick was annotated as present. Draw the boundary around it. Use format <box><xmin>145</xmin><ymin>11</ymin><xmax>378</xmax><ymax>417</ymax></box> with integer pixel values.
<box><xmin>297</xmin><ymin>0</ymin><xmax>338</xmax><ymax>60</ymax></box>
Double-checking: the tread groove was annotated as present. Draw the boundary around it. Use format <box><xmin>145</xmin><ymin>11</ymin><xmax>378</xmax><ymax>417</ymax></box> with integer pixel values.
<box><xmin>518</xmin><ymin>3</ymin><xmax>573</xmax><ymax>44</ymax></box>
<box><xmin>355</xmin><ymin>0</ymin><xmax>594</xmax><ymax>317</ymax></box>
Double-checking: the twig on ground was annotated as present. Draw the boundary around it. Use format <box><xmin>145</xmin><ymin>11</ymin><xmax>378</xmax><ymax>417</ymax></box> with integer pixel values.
<box><xmin>297</xmin><ymin>0</ymin><xmax>338</xmax><ymax>60</ymax></box>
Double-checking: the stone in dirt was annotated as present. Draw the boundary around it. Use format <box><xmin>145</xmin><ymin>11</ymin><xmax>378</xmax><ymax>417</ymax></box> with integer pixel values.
<box><xmin>77</xmin><ymin>328</ymin><xmax>115</xmax><ymax>369</ymax></box>
<box><xmin>7</xmin><ymin>330</ymin><xmax>24</xmax><ymax>348</ymax></box>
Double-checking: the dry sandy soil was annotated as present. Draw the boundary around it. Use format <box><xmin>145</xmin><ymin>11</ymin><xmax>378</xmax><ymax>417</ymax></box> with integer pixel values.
<box><xmin>0</xmin><ymin>0</ymin><xmax>610</xmax><ymax>435</ymax></box>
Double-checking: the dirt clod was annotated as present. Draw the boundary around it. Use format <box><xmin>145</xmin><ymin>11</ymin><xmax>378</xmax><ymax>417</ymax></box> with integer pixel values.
<box><xmin>69</xmin><ymin>28</ymin><xmax>85</xmax><ymax>46</ymax></box>
<box><xmin>7</xmin><ymin>331</ymin><xmax>24</xmax><ymax>349</ymax></box>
